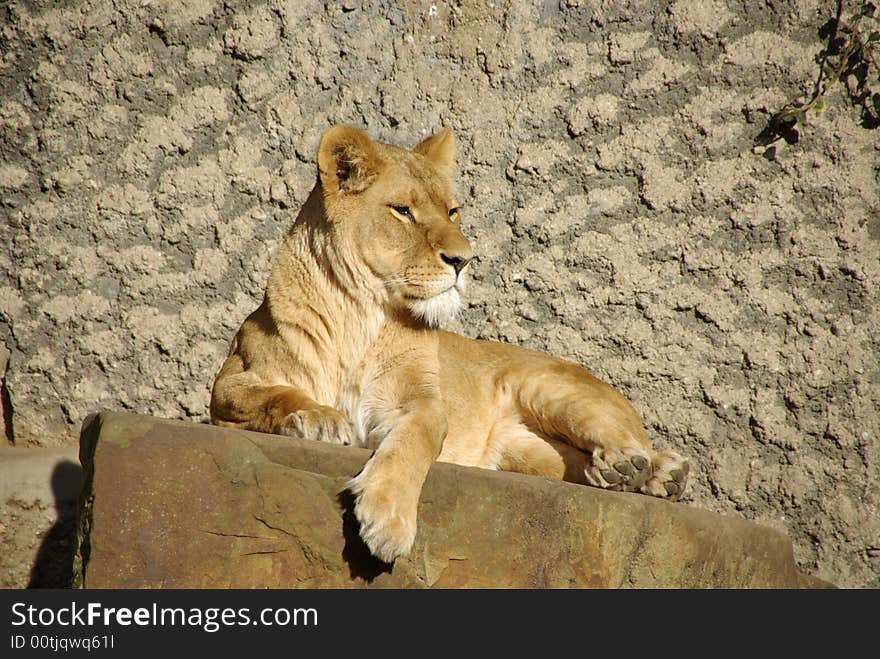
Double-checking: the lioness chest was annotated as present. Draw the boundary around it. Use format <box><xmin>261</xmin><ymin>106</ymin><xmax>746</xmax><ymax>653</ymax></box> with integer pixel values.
<box><xmin>334</xmin><ymin>321</ymin><xmax>467</xmax><ymax>451</ymax></box>
<box><xmin>336</xmin><ymin>327</ymin><xmax>512</xmax><ymax>462</ymax></box>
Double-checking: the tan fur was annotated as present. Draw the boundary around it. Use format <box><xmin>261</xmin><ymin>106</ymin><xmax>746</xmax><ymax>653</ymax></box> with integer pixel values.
<box><xmin>210</xmin><ymin>126</ymin><xmax>690</xmax><ymax>563</ymax></box>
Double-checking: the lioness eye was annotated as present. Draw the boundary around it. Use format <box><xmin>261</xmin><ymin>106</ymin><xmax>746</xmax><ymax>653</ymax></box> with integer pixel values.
<box><xmin>391</xmin><ymin>205</ymin><xmax>413</xmax><ymax>220</ymax></box>
<box><xmin>448</xmin><ymin>207</ymin><xmax>461</xmax><ymax>220</ymax></box>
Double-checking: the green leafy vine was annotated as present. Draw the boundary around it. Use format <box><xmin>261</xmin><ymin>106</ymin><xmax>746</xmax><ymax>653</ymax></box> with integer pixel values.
<box><xmin>757</xmin><ymin>1</ymin><xmax>879</xmax><ymax>148</ymax></box>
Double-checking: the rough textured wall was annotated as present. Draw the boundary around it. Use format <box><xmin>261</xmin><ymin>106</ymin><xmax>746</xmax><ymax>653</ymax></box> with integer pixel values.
<box><xmin>0</xmin><ymin>0</ymin><xmax>877</xmax><ymax>588</ymax></box>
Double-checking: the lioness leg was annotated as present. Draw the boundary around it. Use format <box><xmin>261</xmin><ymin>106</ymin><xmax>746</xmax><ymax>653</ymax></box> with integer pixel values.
<box><xmin>347</xmin><ymin>396</ymin><xmax>446</xmax><ymax>563</ymax></box>
<box><xmin>490</xmin><ymin>416</ymin><xmax>652</xmax><ymax>492</ymax></box>
<box><xmin>346</xmin><ymin>326</ymin><xmax>448</xmax><ymax>563</ymax></box>
<box><xmin>501</xmin><ymin>353</ymin><xmax>689</xmax><ymax>499</ymax></box>
<box><xmin>210</xmin><ymin>354</ymin><xmax>353</xmax><ymax>444</ymax></box>
<box><xmin>491</xmin><ymin>419</ymin><xmax>590</xmax><ymax>484</ymax></box>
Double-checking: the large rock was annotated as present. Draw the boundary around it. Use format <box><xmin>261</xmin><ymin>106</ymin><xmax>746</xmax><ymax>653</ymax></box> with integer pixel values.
<box><xmin>75</xmin><ymin>411</ymin><xmax>829</xmax><ymax>588</ymax></box>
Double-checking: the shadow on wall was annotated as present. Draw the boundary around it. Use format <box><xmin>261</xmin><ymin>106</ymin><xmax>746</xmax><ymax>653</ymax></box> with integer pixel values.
<box><xmin>28</xmin><ymin>460</ymin><xmax>82</xmax><ymax>588</ymax></box>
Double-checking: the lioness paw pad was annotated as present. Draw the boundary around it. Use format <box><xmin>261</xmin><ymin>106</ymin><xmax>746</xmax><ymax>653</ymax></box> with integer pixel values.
<box><xmin>584</xmin><ymin>446</ymin><xmax>652</xmax><ymax>492</ymax></box>
<box><xmin>640</xmin><ymin>450</ymin><xmax>690</xmax><ymax>501</ymax></box>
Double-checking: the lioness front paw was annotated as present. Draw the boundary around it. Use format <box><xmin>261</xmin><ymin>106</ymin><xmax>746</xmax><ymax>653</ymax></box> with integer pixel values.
<box><xmin>640</xmin><ymin>450</ymin><xmax>690</xmax><ymax>501</ymax></box>
<box><xmin>346</xmin><ymin>471</ymin><xmax>417</xmax><ymax>563</ymax></box>
<box><xmin>281</xmin><ymin>406</ymin><xmax>353</xmax><ymax>445</ymax></box>
<box><xmin>584</xmin><ymin>445</ymin><xmax>653</xmax><ymax>492</ymax></box>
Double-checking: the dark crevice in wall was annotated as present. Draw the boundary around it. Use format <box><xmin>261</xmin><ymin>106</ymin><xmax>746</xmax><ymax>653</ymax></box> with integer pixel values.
<box><xmin>1</xmin><ymin>344</ymin><xmax>12</xmax><ymax>445</ymax></box>
<box><xmin>1</xmin><ymin>380</ymin><xmax>13</xmax><ymax>445</ymax></box>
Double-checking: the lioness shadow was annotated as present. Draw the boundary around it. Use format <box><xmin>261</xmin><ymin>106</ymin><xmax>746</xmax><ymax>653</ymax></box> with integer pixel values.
<box><xmin>28</xmin><ymin>459</ymin><xmax>82</xmax><ymax>588</ymax></box>
<box><xmin>337</xmin><ymin>490</ymin><xmax>393</xmax><ymax>583</ymax></box>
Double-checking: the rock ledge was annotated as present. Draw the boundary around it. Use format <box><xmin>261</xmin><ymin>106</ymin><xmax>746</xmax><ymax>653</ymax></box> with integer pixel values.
<box><xmin>75</xmin><ymin>411</ymin><xmax>830</xmax><ymax>588</ymax></box>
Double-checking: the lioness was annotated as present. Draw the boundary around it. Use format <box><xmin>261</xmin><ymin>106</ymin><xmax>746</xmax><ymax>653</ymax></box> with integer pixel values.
<box><xmin>210</xmin><ymin>125</ymin><xmax>689</xmax><ymax>562</ymax></box>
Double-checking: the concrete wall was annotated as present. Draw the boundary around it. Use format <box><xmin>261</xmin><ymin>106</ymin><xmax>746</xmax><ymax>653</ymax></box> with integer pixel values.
<box><xmin>1</xmin><ymin>0</ymin><xmax>877</xmax><ymax>587</ymax></box>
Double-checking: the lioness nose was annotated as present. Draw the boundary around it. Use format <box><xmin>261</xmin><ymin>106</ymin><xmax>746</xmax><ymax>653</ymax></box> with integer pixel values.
<box><xmin>440</xmin><ymin>253</ymin><xmax>473</xmax><ymax>275</ymax></box>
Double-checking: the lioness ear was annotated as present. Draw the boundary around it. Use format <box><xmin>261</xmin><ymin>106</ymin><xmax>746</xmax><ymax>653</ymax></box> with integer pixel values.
<box><xmin>414</xmin><ymin>128</ymin><xmax>455</xmax><ymax>178</ymax></box>
<box><xmin>317</xmin><ymin>125</ymin><xmax>381</xmax><ymax>195</ymax></box>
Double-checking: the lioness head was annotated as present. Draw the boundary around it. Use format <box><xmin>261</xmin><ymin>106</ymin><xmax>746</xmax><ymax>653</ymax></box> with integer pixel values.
<box><xmin>316</xmin><ymin>125</ymin><xmax>473</xmax><ymax>327</ymax></box>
